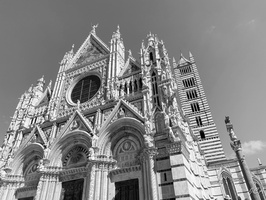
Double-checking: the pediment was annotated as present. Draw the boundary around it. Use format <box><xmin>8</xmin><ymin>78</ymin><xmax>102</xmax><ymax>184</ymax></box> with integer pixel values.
<box><xmin>99</xmin><ymin>99</ymin><xmax>144</xmax><ymax>133</ymax></box>
<box><xmin>19</xmin><ymin>126</ymin><xmax>48</xmax><ymax>151</ymax></box>
<box><xmin>119</xmin><ymin>57</ymin><xmax>141</xmax><ymax>77</ymax></box>
<box><xmin>76</xmin><ymin>43</ymin><xmax>104</xmax><ymax>65</ymax></box>
<box><xmin>57</xmin><ymin>110</ymin><xmax>94</xmax><ymax>139</ymax></box>
<box><xmin>70</xmin><ymin>33</ymin><xmax>110</xmax><ymax>68</ymax></box>
<box><xmin>35</xmin><ymin>87</ymin><xmax>51</xmax><ymax>107</ymax></box>
<box><xmin>178</xmin><ymin>53</ymin><xmax>191</xmax><ymax>66</ymax></box>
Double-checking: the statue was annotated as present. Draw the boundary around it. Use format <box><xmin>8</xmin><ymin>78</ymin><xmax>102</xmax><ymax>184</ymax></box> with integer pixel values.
<box><xmin>144</xmin><ymin>134</ymin><xmax>154</xmax><ymax>148</ymax></box>
<box><xmin>70</xmin><ymin>120</ymin><xmax>79</xmax><ymax>131</ymax></box>
<box><xmin>89</xmin><ymin>147</ymin><xmax>95</xmax><ymax>159</ymax></box>
<box><xmin>91</xmin><ymin>24</ymin><xmax>98</xmax><ymax>34</ymax></box>
<box><xmin>43</xmin><ymin>146</ymin><xmax>50</xmax><ymax>160</ymax></box>
<box><xmin>37</xmin><ymin>159</ymin><xmax>45</xmax><ymax>171</ymax></box>
<box><xmin>164</xmin><ymin>113</ymin><xmax>170</xmax><ymax>128</ymax></box>
<box><xmin>225</xmin><ymin>116</ymin><xmax>237</xmax><ymax>141</ymax></box>
<box><xmin>118</xmin><ymin>108</ymin><xmax>125</xmax><ymax>118</ymax></box>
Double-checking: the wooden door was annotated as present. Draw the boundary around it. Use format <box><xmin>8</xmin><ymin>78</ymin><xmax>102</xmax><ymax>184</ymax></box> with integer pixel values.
<box><xmin>115</xmin><ymin>179</ymin><xmax>139</xmax><ymax>200</ymax></box>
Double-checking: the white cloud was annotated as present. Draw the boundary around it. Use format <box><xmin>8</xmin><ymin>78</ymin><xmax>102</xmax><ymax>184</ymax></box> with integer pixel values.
<box><xmin>206</xmin><ymin>26</ymin><xmax>216</xmax><ymax>34</ymax></box>
<box><xmin>235</xmin><ymin>19</ymin><xmax>256</xmax><ymax>30</ymax></box>
<box><xmin>242</xmin><ymin>140</ymin><xmax>266</xmax><ymax>156</ymax></box>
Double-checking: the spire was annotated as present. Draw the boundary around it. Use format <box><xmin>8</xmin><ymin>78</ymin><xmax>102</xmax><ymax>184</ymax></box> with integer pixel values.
<box><xmin>34</xmin><ymin>76</ymin><xmax>45</xmax><ymax>92</ymax></box>
<box><xmin>48</xmin><ymin>80</ymin><xmax>52</xmax><ymax>89</ymax></box>
<box><xmin>28</xmin><ymin>84</ymin><xmax>33</xmax><ymax>93</ymax></box>
<box><xmin>37</xmin><ymin>75</ymin><xmax>45</xmax><ymax>85</ymax></box>
<box><xmin>258</xmin><ymin>158</ymin><xmax>262</xmax><ymax>166</ymax></box>
<box><xmin>189</xmin><ymin>51</ymin><xmax>195</xmax><ymax>62</ymax></box>
<box><xmin>112</xmin><ymin>25</ymin><xmax>121</xmax><ymax>39</ymax></box>
<box><xmin>173</xmin><ymin>57</ymin><xmax>176</xmax><ymax>64</ymax></box>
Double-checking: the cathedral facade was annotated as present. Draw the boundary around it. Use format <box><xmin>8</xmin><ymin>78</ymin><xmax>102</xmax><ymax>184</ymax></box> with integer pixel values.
<box><xmin>0</xmin><ymin>26</ymin><xmax>266</xmax><ymax>200</ymax></box>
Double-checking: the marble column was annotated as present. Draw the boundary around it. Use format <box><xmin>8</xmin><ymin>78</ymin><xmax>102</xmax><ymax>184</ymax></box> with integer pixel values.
<box><xmin>143</xmin><ymin>148</ymin><xmax>158</xmax><ymax>200</ymax></box>
<box><xmin>88</xmin><ymin>163</ymin><xmax>96</xmax><ymax>200</ymax></box>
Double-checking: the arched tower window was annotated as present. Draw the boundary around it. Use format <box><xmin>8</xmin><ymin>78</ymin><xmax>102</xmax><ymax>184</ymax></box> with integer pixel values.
<box><xmin>149</xmin><ymin>52</ymin><xmax>154</xmax><ymax>63</ymax></box>
<box><xmin>200</xmin><ymin>130</ymin><xmax>205</xmax><ymax>139</ymax></box>
<box><xmin>134</xmin><ymin>79</ymin><xmax>138</xmax><ymax>92</ymax></box>
<box><xmin>129</xmin><ymin>81</ymin><xmax>133</xmax><ymax>94</ymax></box>
<box><xmin>151</xmin><ymin>72</ymin><xmax>160</xmax><ymax>107</ymax></box>
<box><xmin>139</xmin><ymin>78</ymin><xmax>143</xmax><ymax>90</ymax></box>
<box><xmin>221</xmin><ymin>171</ymin><xmax>238</xmax><ymax>200</ymax></box>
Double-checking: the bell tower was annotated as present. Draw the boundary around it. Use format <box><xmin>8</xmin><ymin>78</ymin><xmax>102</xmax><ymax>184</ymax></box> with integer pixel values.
<box><xmin>174</xmin><ymin>52</ymin><xmax>226</xmax><ymax>163</ymax></box>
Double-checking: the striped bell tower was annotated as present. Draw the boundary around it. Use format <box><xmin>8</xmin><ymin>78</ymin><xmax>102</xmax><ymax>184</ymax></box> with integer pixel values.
<box><xmin>174</xmin><ymin>52</ymin><xmax>226</xmax><ymax>163</ymax></box>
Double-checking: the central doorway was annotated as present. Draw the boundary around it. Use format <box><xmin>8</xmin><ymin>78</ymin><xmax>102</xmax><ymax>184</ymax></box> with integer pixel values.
<box><xmin>115</xmin><ymin>179</ymin><xmax>139</xmax><ymax>200</ymax></box>
<box><xmin>62</xmin><ymin>179</ymin><xmax>84</xmax><ymax>200</ymax></box>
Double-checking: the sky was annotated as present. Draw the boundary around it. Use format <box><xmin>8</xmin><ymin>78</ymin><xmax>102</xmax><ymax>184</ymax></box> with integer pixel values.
<box><xmin>0</xmin><ymin>0</ymin><xmax>266</xmax><ymax>167</ymax></box>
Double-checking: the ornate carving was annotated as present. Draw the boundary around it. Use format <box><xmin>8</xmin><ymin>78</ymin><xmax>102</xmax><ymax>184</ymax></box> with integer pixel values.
<box><xmin>144</xmin><ymin>134</ymin><xmax>154</xmax><ymax>148</ymax></box>
<box><xmin>69</xmin><ymin>120</ymin><xmax>79</xmax><ymax>131</ymax></box>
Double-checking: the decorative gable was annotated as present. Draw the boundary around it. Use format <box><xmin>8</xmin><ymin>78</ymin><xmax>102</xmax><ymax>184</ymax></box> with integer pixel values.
<box><xmin>35</xmin><ymin>86</ymin><xmax>51</xmax><ymax>107</ymax></box>
<box><xmin>119</xmin><ymin>57</ymin><xmax>141</xmax><ymax>77</ymax></box>
<box><xmin>67</xmin><ymin>33</ymin><xmax>110</xmax><ymax>71</ymax></box>
<box><xmin>100</xmin><ymin>99</ymin><xmax>144</xmax><ymax>133</ymax></box>
<box><xmin>76</xmin><ymin>43</ymin><xmax>104</xmax><ymax>65</ymax></box>
<box><xmin>57</xmin><ymin>110</ymin><xmax>94</xmax><ymax>140</ymax></box>
<box><xmin>16</xmin><ymin>125</ymin><xmax>48</xmax><ymax>154</ymax></box>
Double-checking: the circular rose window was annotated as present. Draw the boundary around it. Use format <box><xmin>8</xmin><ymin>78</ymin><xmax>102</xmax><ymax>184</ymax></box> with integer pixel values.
<box><xmin>71</xmin><ymin>75</ymin><xmax>101</xmax><ymax>104</ymax></box>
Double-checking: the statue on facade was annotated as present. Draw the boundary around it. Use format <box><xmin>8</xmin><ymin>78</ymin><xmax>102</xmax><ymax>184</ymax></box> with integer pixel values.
<box><xmin>144</xmin><ymin>134</ymin><xmax>154</xmax><ymax>148</ymax></box>
<box><xmin>91</xmin><ymin>24</ymin><xmax>98</xmax><ymax>34</ymax></box>
<box><xmin>89</xmin><ymin>147</ymin><xmax>95</xmax><ymax>159</ymax></box>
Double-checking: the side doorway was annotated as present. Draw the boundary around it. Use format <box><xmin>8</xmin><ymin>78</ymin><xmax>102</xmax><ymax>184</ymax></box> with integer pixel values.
<box><xmin>61</xmin><ymin>179</ymin><xmax>84</xmax><ymax>200</ymax></box>
<box><xmin>115</xmin><ymin>179</ymin><xmax>139</xmax><ymax>200</ymax></box>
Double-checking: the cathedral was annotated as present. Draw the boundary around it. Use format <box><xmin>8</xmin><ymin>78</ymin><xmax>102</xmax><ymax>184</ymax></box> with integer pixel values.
<box><xmin>0</xmin><ymin>25</ymin><xmax>265</xmax><ymax>200</ymax></box>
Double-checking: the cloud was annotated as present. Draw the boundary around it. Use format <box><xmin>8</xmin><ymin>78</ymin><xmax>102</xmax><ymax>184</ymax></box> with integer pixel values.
<box><xmin>242</xmin><ymin>140</ymin><xmax>266</xmax><ymax>156</ymax></box>
<box><xmin>235</xmin><ymin>19</ymin><xmax>256</xmax><ymax>30</ymax></box>
<box><xmin>206</xmin><ymin>26</ymin><xmax>216</xmax><ymax>34</ymax></box>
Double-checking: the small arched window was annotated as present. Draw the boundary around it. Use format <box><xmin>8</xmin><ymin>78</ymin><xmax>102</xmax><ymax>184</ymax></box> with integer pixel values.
<box><xmin>149</xmin><ymin>52</ymin><xmax>154</xmax><ymax>62</ymax></box>
<box><xmin>253</xmin><ymin>177</ymin><xmax>266</xmax><ymax>200</ymax></box>
<box><xmin>200</xmin><ymin>130</ymin><xmax>205</xmax><ymax>139</ymax></box>
<box><xmin>221</xmin><ymin>171</ymin><xmax>238</xmax><ymax>200</ymax></box>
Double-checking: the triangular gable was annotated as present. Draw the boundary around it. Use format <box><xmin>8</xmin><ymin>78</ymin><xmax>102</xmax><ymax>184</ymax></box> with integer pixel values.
<box><xmin>57</xmin><ymin>109</ymin><xmax>94</xmax><ymax>139</ymax></box>
<box><xmin>119</xmin><ymin>57</ymin><xmax>141</xmax><ymax>77</ymax></box>
<box><xmin>35</xmin><ymin>86</ymin><xmax>51</xmax><ymax>107</ymax></box>
<box><xmin>14</xmin><ymin>125</ymin><xmax>48</xmax><ymax>156</ymax></box>
<box><xmin>99</xmin><ymin>99</ymin><xmax>144</xmax><ymax>133</ymax></box>
<box><xmin>178</xmin><ymin>53</ymin><xmax>191</xmax><ymax>66</ymax></box>
<box><xmin>66</xmin><ymin>32</ymin><xmax>110</xmax><ymax>70</ymax></box>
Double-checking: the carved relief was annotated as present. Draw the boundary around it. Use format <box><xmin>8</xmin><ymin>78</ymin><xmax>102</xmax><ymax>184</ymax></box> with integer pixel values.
<box><xmin>114</xmin><ymin>139</ymin><xmax>140</xmax><ymax>168</ymax></box>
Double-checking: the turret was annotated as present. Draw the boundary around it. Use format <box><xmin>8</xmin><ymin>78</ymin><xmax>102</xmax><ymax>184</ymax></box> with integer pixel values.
<box><xmin>109</xmin><ymin>25</ymin><xmax>125</xmax><ymax>80</ymax></box>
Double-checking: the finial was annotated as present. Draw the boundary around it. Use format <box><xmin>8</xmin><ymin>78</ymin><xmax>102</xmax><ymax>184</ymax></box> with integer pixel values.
<box><xmin>173</xmin><ymin>57</ymin><xmax>176</xmax><ymax>64</ymax></box>
<box><xmin>28</xmin><ymin>84</ymin><xmax>33</xmax><ymax>92</ymax></box>
<box><xmin>117</xmin><ymin>25</ymin><xmax>120</xmax><ymax>33</ymax></box>
<box><xmin>91</xmin><ymin>24</ymin><xmax>98</xmax><ymax>34</ymax></box>
<box><xmin>141</xmin><ymin>40</ymin><xmax>145</xmax><ymax>49</ymax></box>
<box><xmin>48</xmin><ymin>80</ymin><xmax>52</xmax><ymax>88</ymax></box>
<box><xmin>128</xmin><ymin>49</ymin><xmax>132</xmax><ymax>57</ymax></box>
<box><xmin>258</xmin><ymin>158</ymin><xmax>262</xmax><ymax>166</ymax></box>
<box><xmin>189</xmin><ymin>51</ymin><xmax>194</xmax><ymax>62</ymax></box>
<box><xmin>38</xmin><ymin>76</ymin><xmax>45</xmax><ymax>84</ymax></box>
<box><xmin>71</xmin><ymin>44</ymin><xmax>74</xmax><ymax>52</ymax></box>
<box><xmin>180</xmin><ymin>50</ymin><xmax>183</xmax><ymax>57</ymax></box>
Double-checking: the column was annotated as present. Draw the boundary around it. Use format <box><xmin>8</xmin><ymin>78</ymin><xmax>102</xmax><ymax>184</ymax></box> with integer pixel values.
<box><xmin>225</xmin><ymin>117</ymin><xmax>260</xmax><ymax>200</ymax></box>
<box><xmin>143</xmin><ymin>148</ymin><xmax>159</xmax><ymax>200</ymax></box>
<box><xmin>88</xmin><ymin>163</ymin><xmax>96</xmax><ymax>200</ymax></box>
